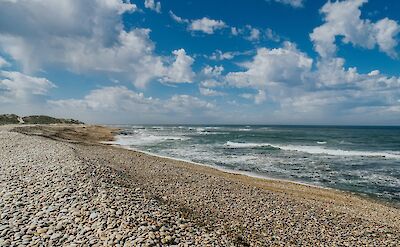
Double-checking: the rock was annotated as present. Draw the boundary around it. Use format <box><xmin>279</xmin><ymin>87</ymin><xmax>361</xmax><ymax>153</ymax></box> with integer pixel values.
<box><xmin>89</xmin><ymin>212</ymin><xmax>98</xmax><ymax>220</ymax></box>
<box><xmin>36</xmin><ymin>228</ymin><xmax>48</xmax><ymax>234</ymax></box>
<box><xmin>162</xmin><ymin>235</ymin><xmax>172</xmax><ymax>244</ymax></box>
<box><xmin>55</xmin><ymin>222</ymin><xmax>64</xmax><ymax>231</ymax></box>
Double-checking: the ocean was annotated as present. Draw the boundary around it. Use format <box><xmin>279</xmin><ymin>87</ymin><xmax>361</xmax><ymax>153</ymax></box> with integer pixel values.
<box><xmin>109</xmin><ymin>125</ymin><xmax>400</xmax><ymax>205</ymax></box>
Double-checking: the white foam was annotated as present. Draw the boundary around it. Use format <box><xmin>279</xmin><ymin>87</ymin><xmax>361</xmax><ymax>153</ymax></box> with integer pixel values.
<box><xmin>225</xmin><ymin>141</ymin><xmax>272</xmax><ymax>148</ymax></box>
<box><xmin>276</xmin><ymin>144</ymin><xmax>400</xmax><ymax>159</ymax></box>
<box><xmin>111</xmin><ymin>134</ymin><xmax>189</xmax><ymax>146</ymax></box>
<box><xmin>205</xmin><ymin>127</ymin><xmax>221</xmax><ymax>130</ymax></box>
<box><xmin>224</xmin><ymin>141</ymin><xmax>400</xmax><ymax>159</ymax></box>
<box><xmin>238</xmin><ymin>128</ymin><xmax>251</xmax><ymax>131</ymax></box>
<box><xmin>106</xmin><ymin>143</ymin><xmax>327</xmax><ymax>190</ymax></box>
<box><xmin>317</xmin><ymin>141</ymin><xmax>327</xmax><ymax>144</ymax></box>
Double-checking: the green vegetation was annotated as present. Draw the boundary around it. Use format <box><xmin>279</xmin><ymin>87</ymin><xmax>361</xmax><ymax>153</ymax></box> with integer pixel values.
<box><xmin>0</xmin><ymin>114</ymin><xmax>20</xmax><ymax>125</ymax></box>
<box><xmin>0</xmin><ymin>114</ymin><xmax>84</xmax><ymax>125</ymax></box>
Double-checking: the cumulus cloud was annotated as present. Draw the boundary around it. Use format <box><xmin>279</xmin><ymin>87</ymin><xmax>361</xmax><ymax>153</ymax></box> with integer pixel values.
<box><xmin>170</xmin><ymin>12</ymin><xmax>277</xmax><ymax>43</ymax></box>
<box><xmin>199</xmin><ymin>87</ymin><xmax>225</xmax><ymax>97</ymax></box>
<box><xmin>49</xmin><ymin>86</ymin><xmax>216</xmax><ymax>123</ymax></box>
<box><xmin>241</xmin><ymin>90</ymin><xmax>267</xmax><ymax>104</ymax></box>
<box><xmin>169</xmin><ymin>12</ymin><xmax>227</xmax><ymax>34</ymax></box>
<box><xmin>197</xmin><ymin>65</ymin><xmax>226</xmax><ymax>97</ymax></box>
<box><xmin>49</xmin><ymin>86</ymin><xmax>158</xmax><ymax>112</ymax></box>
<box><xmin>313</xmin><ymin>57</ymin><xmax>360</xmax><ymax>88</ymax></box>
<box><xmin>209</xmin><ymin>50</ymin><xmax>234</xmax><ymax>61</ymax></box>
<box><xmin>0</xmin><ymin>71</ymin><xmax>55</xmax><ymax>103</ymax></box>
<box><xmin>276</xmin><ymin>57</ymin><xmax>400</xmax><ymax>123</ymax></box>
<box><xmin>268</xmin><ymin>0</ymin><xmax>304</xmax><ymax>8</ymax></box>
<box><xmin>265</xmin><ymin>28</ymin><xmax>281</xmax><ymax>42</ymax></box>
<box><xmin>189</xmin><ymin>17</ymin><xmax>227</xmax><ymax>34</ymax></box>
<box><xmin>200</xmin><ymin>80</ymin><xmax>224</xmax><ymax>88</ymax></box>
<box><xmin>144</xmin><ymin>0</ymin><xmax>161</xmax><ymax>13</ymax></box>
<box><xmin>231</xmin><ymin>27</ymin><xmax>239</xmax><ymax>36</ymax></box>
<box><xmin>226</xmin><ymin>42</ymin><xmax>313</xmax><ymax>91</ymax></box>
<box><xmin>246</xmin><ymin>27</ymin><xmax>261</xmax><ymax>42</ymax></box>
<box><xmin>160</xmin><ymin>49</ymin><xmax>195</xmax><ymax>84</ymax></box>
<box><xmin>202</xmin><ymin>65</ymin><xmax>224</xmax><ymax>77</ymax></box>
<box><xmin>165</xmin><ymin>95</ymin><xmax>215</xmax><ymax>112</ymax></box>
<box><xmin>0</xmin><ymin>0</ymin><xmax>194</xmax><ymax>88</ymax></box>
<box><xmin>230</xmin><ymin>25</ymin><xmax>280</xmax><ymax>43</ymax></box>
<box><xmin>310</xmin><ymin>0</ymin><xmax>400</xmax><ymax>58</ymax></box>
<box><xmin>373</xmin><ymin>18</ymin><xmax>400</xmax><ymax>57</ymax></box>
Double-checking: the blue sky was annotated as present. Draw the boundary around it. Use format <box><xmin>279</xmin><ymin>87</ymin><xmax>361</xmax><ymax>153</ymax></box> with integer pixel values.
<box><xmin>0</xmin><ymin>0</ymin><xmax>399</xmax><ymax>125</ymax></box>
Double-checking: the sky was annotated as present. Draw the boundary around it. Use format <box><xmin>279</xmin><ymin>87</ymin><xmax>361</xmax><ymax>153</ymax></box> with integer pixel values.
<box><xmin>0</xmin><ymin>0</ymin><xmax>399</xmax><ymax>125</ymax></box>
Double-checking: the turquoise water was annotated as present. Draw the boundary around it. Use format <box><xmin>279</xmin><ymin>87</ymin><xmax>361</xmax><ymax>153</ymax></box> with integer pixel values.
<box><xmin>111</xmin><ymin>125</ymin><xmax>400</xmax><ymax>204</ymax></box>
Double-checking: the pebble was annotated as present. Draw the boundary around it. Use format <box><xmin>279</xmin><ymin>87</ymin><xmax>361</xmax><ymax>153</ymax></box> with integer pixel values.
<box><xmin>0</xmin><ymin>126</ymin><xmax>399</xmax><ymax>246</ymax></box>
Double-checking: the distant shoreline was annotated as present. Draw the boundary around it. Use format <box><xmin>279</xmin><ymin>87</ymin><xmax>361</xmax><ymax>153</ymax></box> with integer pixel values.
<box><xmin>106</xmin><ymin>123</ymin><xmax>400</xmax><ymax>128</ymax></box>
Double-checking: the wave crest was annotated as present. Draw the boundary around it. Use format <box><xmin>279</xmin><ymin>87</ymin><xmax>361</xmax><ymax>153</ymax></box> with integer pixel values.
<box><xmin>224</xmin><ymin>141</ymin><xmax>400</xmax><ymax>159</ymax></box>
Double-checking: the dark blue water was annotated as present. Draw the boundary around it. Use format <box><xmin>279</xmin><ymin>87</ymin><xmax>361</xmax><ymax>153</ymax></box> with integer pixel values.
<box><xmin>110</xmin><ymin>125</ymin><xmax>400</xmax><ymax>204</ymax></box>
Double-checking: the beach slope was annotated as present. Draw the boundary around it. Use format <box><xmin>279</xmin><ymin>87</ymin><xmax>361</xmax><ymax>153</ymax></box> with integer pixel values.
<box><xmin>0</xmin><ymin>125</ymin><xmax>399</xmax><ymax>246</ymax></box>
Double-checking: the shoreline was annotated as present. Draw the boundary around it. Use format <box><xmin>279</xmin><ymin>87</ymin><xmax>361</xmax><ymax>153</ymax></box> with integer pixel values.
<box><xmin>105</xmin><ymin>141</ymin><xmax>338</xmax><ymax>189</ymax></box>
<box><xmin>2</xmin><ymin>124</ymin><xmax>400</xmax><ymax>245</ymax></box>
<box><xmin>106</xmin><ymin>136</ymin><xmax>400</xmax><ymax>209</ymax></box>
<box><xmin>107</xmin><ymin>142</ymin><xmax>400</xmax><ymax>210</ymax></box>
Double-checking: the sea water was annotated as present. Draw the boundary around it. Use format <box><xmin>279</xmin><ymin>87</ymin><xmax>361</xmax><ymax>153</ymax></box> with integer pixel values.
<box><xmin>109</xmin><ymin>125</ymin><xmax>400</xmax><ymax>204</ymax></box>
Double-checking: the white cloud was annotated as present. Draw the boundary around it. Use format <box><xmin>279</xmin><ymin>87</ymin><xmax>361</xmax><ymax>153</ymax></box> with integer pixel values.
<box><xmin>208</xmin><ymin>50</ymin><xmax>235</xmax><ymax>61</ymax></box>
<box><xmin>199</xmin><ymin>87</ymin><xmax>225</xmax><ymax>97</ymax></box>
<box><xmin>241</xmin><ymin>90</ymin><xmax>267</xmax><ymax>104</ymax></box>
<box><xmin>230</xmin><ymin>25</ymin><xmax>280</xmax><ymax>43</ymax></box>
<box><xmin>0</xmin><ymin>71</ymin><xmax>55</xmax><ymax>103</ymax></box>
<box><xmin>313</xmin><ymin>57</ymin><xmax>360</xmax><ymax>87</ymax></box>
<box><xmin>144</xmin><ymin>0</ymin><xmax>161</xmax><ymax>13</ymax></box>
<box><xmin>312</xmin><ymin>56</ymin><xmax>400</xmax><ymax>90</ymax></box>
<box><xmin>229</xmin><ymin>25</ymin><xmax>259</xmax><ymax>41</ymax></box>
<box><xmin>265</xmin><ymin>28</ymin><xmax>281</xmax><ymax>42</ymax></box>
<box><xmin>276</xmin><ymin>59</ymin><xmax>400</xmax><ymax>122</ymax></box>
<box><xmin>269</xmin><ymin>0</ymin><xmax>304</xmax><ymax>8</ymax></box>
<box><xmin>199</xmin><ymin>65</ymin><xmax>225</xmax><ymax>97</ymax></box>
<box><xmin>169</xmin><ymin>13</ymin><xmax>228</xmax><ymax>35</ymax></box>
<box><xmin>231</xmin><ymin>27</ymin><xmax>239</xmax><ymax>36</ymax></box>
<box><xmin>368</xmin><ymin>70</ymin><xmax>380</xmax><ymax>77</ymax></box>
<box><xmin>0</xmin><ymin>0</ymin><xmax>194</xmax><ymax>88</ymax></box>
<box><xmin>169</xmin><ymin>11</ymin><xmax>189</xmax><ymax>24</ymax></box>
<box><xmin>310</xmin><ymin>0</ymin><xmax>400</xmax><ymax>58</ymax></box>
<box><xmin>189</xmin><ymin>17</ymin><xmax>227</xmax><ymax>34</ymax></box>
<box><xmin>161</xmin><ymin>49</ymin><xmax>195</xmax><ymax>83</ymax></box>
<box><xmin>223</xmin><ymin>42</ymin><xmax>312</xmax><ymax>104</ymax></box>
<box><xmin>207</xmin><ymin>50</ymin><xmax>253</xmax><ymax>61</ymax></box>
<box><xmin>202</xmin><ymin>65</ymin><xmax>224</xmax><ymax>77</ymax></box>
<box><xmin>50</xmin><ymin>86</ymin><xmax>157</xmax><ymax>112</ymax></box>
<box><xmin>226</xmin><ymin>42</ymin><xmax>313</xmax><ymax>90</ymax></box>
<box><xmin>0</xmin><ymin>56</ymin><xmax>9</xmax><ymax>68</ymax></box>
<box><xmin>49</xmin><ymin>86</ymin><xmax>215</xmax><ymax>122</ymax></box>
<box><xmin>254</xmin><ymin>90</ymin><xmax>267</xmax><ymax>104</ymax></box>
<box><xmin>165</xmin><ymin>94</ymin><xmax>215</xmax><ymax>112</ymax></box>
<box><xmin>246</xmin><ymin>27</ymin><xmax>261</xmax><ymax>41</ymax></box>
<box><xmin>200</xmin><ymin>79</ymin><xmax>224</xmax><ymax>88</ymax></box>
<box><xmin>373</xmin><ymin>18</ymin><xmax>400</xmax><ymax>58</ymax></box>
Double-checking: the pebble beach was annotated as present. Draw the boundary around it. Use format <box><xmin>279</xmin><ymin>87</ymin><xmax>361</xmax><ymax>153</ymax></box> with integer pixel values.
<box><xmin>1</xmin><ymin>125</ymin><xmax>400</xmax><ymax>246</ymax></box>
